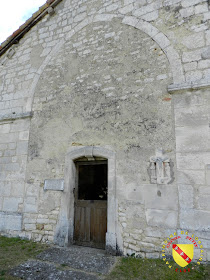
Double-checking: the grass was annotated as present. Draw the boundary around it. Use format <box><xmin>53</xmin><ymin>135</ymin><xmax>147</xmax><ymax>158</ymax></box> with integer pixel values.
<box><xmin>0</xmin><ymin>235</ymin><xmax>49</xmax><ymax>280</ymax></box>
<box><xmin>0</xmin><ymin>235</ymin><xmax>210</xmax><ymax>280</ymax></box>
<box><xmin>105</xmin><ymin>257</ymin><xmax>210</xmax><ymax>280</ymax></box>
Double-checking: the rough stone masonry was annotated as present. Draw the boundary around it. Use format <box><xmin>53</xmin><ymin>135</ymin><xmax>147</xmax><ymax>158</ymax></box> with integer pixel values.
<box><xmin>0</xmin><ymin>0</ymin><xmax>210</xmax><ymax>260</ymax></box>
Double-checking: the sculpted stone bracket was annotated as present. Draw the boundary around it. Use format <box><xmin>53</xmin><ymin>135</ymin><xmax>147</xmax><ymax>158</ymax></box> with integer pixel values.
<box><xmin>150</xmin><ymin>149</ymin><xmax>172</xmax><ymax>185</ymax></box>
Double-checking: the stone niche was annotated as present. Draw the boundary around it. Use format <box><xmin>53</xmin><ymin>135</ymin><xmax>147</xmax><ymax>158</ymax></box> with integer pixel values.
<box><xmin>149</xmin><ymin>149</ymin><xmax>173</xmax><ymax>184</ymax></box>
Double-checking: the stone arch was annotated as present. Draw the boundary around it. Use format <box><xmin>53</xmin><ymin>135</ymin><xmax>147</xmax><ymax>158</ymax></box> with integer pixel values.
<box><xmin>28</xmin><ymin>13</ymin><xmax>184</xmax><ymax>111</ymax></box>
<box><xmin>54</xmin><ymin>146</ymin><xmax>117</xmax><ymax>253</ymax></box>
<box><xmin>122</xmin><ymin>16</ymin><xmax>185</xmax><ymax>84</ymax></box>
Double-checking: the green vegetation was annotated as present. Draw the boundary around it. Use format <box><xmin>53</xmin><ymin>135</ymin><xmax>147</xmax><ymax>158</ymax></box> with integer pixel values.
<box><xmin>105</xmin><ymin>257</ymin><xmax>210</xmax><ymax>280</ymax></box>
<box><xmin>0</xmin><ymin>236</ymin><xmax>210</xmax><ymax>280</ymax></box>
<box><xmin>0</xmin><ymin>235</ymin><xmax>48</xmax><ymax>280</ymax></box>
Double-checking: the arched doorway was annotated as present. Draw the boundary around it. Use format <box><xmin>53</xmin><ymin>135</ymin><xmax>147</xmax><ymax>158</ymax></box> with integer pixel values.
<box><xmin>74</xmin><ymin>158</ymin><xmax>108</xmax><ymax>248</ymax></box>
<box><xmin>56</xmin><ymin>146</ymin><xmax>117</xmax><ymax>254</ymax></box>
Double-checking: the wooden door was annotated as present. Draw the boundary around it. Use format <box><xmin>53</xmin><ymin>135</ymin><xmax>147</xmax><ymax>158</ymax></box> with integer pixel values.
<box><xmin>74</xmin><ymin>161</ymin><xmax>107</xmax><ymax>249</ymax></box>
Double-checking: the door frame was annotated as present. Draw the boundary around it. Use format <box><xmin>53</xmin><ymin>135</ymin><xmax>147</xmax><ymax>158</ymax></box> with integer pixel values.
<box><xmin>73</xmin><ymin>160</ymin><xmax>108</xmax><ymax>248</ymax></box>
<box><xmin>55</xmin><ymin>146</ymin><xmax>117</xmax><ymax>254</ymax></box>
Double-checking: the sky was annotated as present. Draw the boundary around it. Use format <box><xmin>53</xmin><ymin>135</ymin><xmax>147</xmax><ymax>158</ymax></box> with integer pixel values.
<box><xmin>0</xmin><ymin>0</ymin><xmax>47</xmax><ymax>44</ymax></box>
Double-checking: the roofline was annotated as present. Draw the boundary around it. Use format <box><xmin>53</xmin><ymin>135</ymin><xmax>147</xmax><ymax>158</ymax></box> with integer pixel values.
<box><xmin>0</xmin><ymin>0</ymin><xmax>63</xmax><ymax>57</ymax></box>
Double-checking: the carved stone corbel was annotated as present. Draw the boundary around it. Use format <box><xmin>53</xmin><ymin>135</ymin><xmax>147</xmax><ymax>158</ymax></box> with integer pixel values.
<box><xmin>149</xmin><ymin>149</ymin><xmax>172</xmax><ymax>184</ymax></box>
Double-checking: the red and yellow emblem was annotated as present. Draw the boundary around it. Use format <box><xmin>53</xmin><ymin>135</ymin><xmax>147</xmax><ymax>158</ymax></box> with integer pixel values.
<box><xmin>172</xmin><ymin>244</ymin><xmax>194</xmax><ymax>267</ymax></box>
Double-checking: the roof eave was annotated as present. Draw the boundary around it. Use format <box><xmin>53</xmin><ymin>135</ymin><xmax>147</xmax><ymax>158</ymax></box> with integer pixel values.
<box><xmin>0</xmin><ymin>0</ymin><xmax>63</xmax><ymax>57</ymax></box>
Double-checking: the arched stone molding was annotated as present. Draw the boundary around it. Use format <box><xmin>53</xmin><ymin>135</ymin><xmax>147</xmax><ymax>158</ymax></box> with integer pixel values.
<box><xmin>122</xmin><ymin>16</ymin><xmax>185</xmax><ymax>84</ymax></box>
<box><xmin>28</xmin><ymin>13</ymin><xmax>184</xmax><ymax>112</ymax></box>
<box><xmin>55</xmin><ymin>146</ymin><xmax>117</xmax><ymax>254</ymax></box>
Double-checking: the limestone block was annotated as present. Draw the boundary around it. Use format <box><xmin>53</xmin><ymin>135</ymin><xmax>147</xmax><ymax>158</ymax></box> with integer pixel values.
<box><xmin>206</xmin><ymin>165</ymin><xmax>210</xmax><ymax>185</ymax></box>
<box><xmin>0</xmin><ymin>182</ymin><xmax>11</xmax><ymax>196</ymax></box>
<box><xmin>176</xmin><ymin>152</ymin><xmax>210</xmax><ymax>170</ymax></box>
<box><xmin>180</xmin><ymin>209</ymin><xmax>210</xmax><ymax>230</ymax></box>
<box><xmin>19</xmin><ymin>131</ymin><xmax>29</xmax><ymax>141</ymax></box>
<box><xmin>4</xmin><ymin>150</ymin><xmax>16</xmax><ymax>157</ymax></box>
<box><xmin>73</xmin><ymin>12</ymin><xmax>86</xmax><ymax>23</ymax></box>
<box><xmin>133</xmin><ymin>2</ymin><xmax>162</xmax><ymax>17</ymax></box>
<box><xmin>174</xmin><ymin>105</ymin><xmax>209</xmax><ymax>127</ymax></box>
<box><xmin>37</xmin><ymin>218</ymin><xmax>49</xmax><ymax>223</ymax></box>
<box><xmin>173</xmin><ymin>90</ymin><xmax>210</xmax><ymax>109</ymax></box>
<box><xmin>10</xmin><ymin>119</ymin><xmax>30</xmax><ymax>132</ymax></box>
<box><xmin>177</xmin><ymin>170</ymin><xmax>205</xmax><ymax>185</ymax></box>
<box><xmin>4</xmin><ymin>163</ymin><xmax>20</xmax><ymax>172</ymax></box>
<box><xmin>175</xmin><ymin>126</ymin><xmax>209</xmax><ymax>153</ymax></box>
<box><xmin>25</xmin><ymin>223</ymin><xmax>36</xmax><ymax>230</ymax></box>
<box><xmin>16</xmin><ymin>141</ymin><xmax>28</xmax><ymax>155</ymax></box>
<box><xmin>182</xmin><ymin>50</ymin><xmax>201</xmax><ymax>63</ymax></box>
<box><xmin>11</xmin><ymin>181</ymin><xmax>25</xmax><ymax>196</ymax></box>
<box><xmin>203</xmin><ymin>12</ymin><xmax>210</xmax><ymax>21</ymax></box>
<box><xmin>0</xmin><ymin>212</ymin><xmax>22</xmax><ymax>231</ymax></box>
<box><xmin>141</xmin><ymin>11</ymin><xmax>159</xmax><ymax>21</ymax></box>
<box><xmin>3</xmin><ymin>197</ymin><xmax>23</xmax><ymax>212</ymax></box>
<box><xmin>204</xmin><ymin>69</ymin><xmax>210</xmax><ymax>80</ymax></box>
<box><xmin>106</xmin><ymin>4</ymin><xmax>119</xmax><ymax>12</ymax></box>
<box><xmin>136</xmin><ymin>19</ymin><xmax>159</xmax><ymax>37</ymax></box>
<box><xmin>93</xmin><ymin>14</ymin><xmax>115</xmax><ymax>23</ymax></box>
<box><xmin>182</xmin><ymin>33</ymin><xmax>205</xmax><ymax>49</ymax></box>
<box><xmin>136</xmin><ymin>241</ymin><xmax>156</xmax><ymax>252</ymax></box>
<box><xmin>144</xmin><ymin>227</ymin><xmax>165</xmax><ymax>238</ymax></box>
<box><xmin>0</xmin><ymin>132</ymin><xmax>18</xmax><ymax>144</ymax></box>
<box><xmin>24</xmin><ymin>203</ymin><xmax>38</xmax><ymax>213</ymax></box>
<box><xmin>128</xmin><ymin>243</ymin><xmax>140</xmax><ymax>252</ymax></box>
<box><xmin>197</xmin><ymin>194</ymin><xmax>210</xmax><ymax>211</ymax></box>
<box><xmin>184</xmin><ymin>62</ymin><xmax>197</xmax><ymax>72</ymax></box>
<box><xmin>25</xmin><ymin>197</ymin><xmax>36</xmax><ymax>205</ymax></box>
<box><xmin>206</xmin><ymin>31</ymin><xmax>210</xmax><ymax>46</ymax></box>
<box><xmin>24</xmin><ymin>217</ymin><xmax>36</xmax><ymax>224</ymax></box>
<box><xmin>198</xmin><ymin>186</ymin><xmax>210</xmax><ymax>196</ymax></box>
<box><xmin>0</xmin><ymin>123</ymin><xmax>10</xmax><ymax>133</ymax></box>
<box><xmin>178</xmin><ymin>184</ymin><xmax>194</xmax><ymax>209</ymax></box>
<box><xmin>143</xmin><ymin>185</ymin><xmax>178</xmax><ymax>210</ymax></box>
<box><xmin>182</xmin><ymin>0</ymin><xmax>205</xmax><ymax>8</ymax></box>
<box><xmin>0</xmin><ymin>197</ymin><xmax>2</xmax><ymax>211</ymax></box>
<box><xmin>146</xmin><ymin>209</ymin><xmax>178</xmax><ymax>228</ymax></box>
<box><xmin>119</xmin><ymin>4</ymin><xmax>134</xmax><ymax>15</ymax></box>
<box><xmin>153</xmin><ymin>32</ymin><xmax>170</xmax><ymax>49</ymax></box>
<box><xmin>44</xmin><ymin>179</ymin><xmax>64</xmax><ymax>191</ymax></box>
<box><xmin>198</xmin><ymin>59</ymin><xmax>210</xmax><ymax>69</ymax></box>
<box><xmin>186</xmin><ymin>70</ymin><xmax>203</xmax><ymax>82</ymax></box>
<box><xmin>44</xmin><ymin>225</ymin><xmax>53</xmax><ymax>231</ymax></box>
<box><xmin>195</xmin><ymin>3</ymin><xmax>208</xmax><ymax>14</ymax></box>
<box><xmin>179</xmin><ymin>7</ymin><xmax>194</xmax><ymax>18</ymax></box>
<box><xmin>124</xmin><ymin>0</ymin><xmax>135</xmax><ymax>5</ymax></box>
<box><xmin>0</xmin><ymin>143</ymin><xmax>7</xmax><ymax>150</ymax></box>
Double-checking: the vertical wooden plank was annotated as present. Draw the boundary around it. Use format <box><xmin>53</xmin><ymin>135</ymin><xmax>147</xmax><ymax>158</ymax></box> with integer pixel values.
<box><xmin>90</xmin><ymin>202</ymin><xmax>107</xmax><ymax>248</ymax></box>
<box><xmin>85</xmin><ymin>206</ymin><xmax>90</xmax><ymax>242</ymax></box>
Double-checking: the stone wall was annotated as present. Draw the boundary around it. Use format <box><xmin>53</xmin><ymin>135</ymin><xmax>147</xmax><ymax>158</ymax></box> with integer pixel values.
<box><xmin>0</xmin><ymin>0</ymin><xmax>209</xmax><ymax>259</ymax></box>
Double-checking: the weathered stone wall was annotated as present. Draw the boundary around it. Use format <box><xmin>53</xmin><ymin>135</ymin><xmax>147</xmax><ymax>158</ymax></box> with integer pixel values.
<box><xmin>0</xmin><ymin>0</ymin><xmax>209</xmax><ymax>259</ymax></box>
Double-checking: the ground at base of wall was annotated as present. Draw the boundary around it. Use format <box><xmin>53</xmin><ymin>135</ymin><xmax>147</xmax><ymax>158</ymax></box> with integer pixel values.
<box><xmin>106</xmin><ymin>257</ymin><xmax>210</xmax><ymax>280</ymax></box>
<box><xmin>0</xmin><ymin>236</ymin><xmax>210</xmax><ymax>280</ymax></box>
<box><xmin>0</xmin><ymin>235</ymin><xmax>49</xmax><ymax>280</ymax></box>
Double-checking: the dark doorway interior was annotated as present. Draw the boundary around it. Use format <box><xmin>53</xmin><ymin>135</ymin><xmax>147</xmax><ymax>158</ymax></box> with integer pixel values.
<box><xmin>78</xmin><ymin>162</ymin><xmax>107</xmax><ymax>200</ymax></box>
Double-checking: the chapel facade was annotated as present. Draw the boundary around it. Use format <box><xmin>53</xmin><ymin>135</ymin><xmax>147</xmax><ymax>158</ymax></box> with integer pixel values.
<box><xmin>0</xmin><ymin>0</ymin><xmax>210</xmax><ymax>259</ymax></box>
